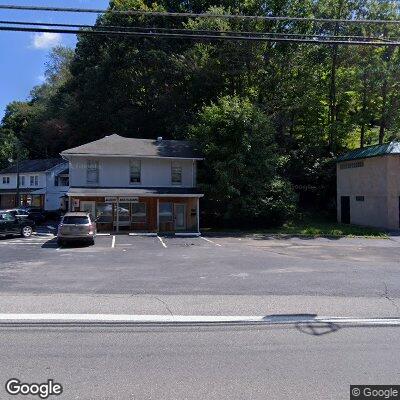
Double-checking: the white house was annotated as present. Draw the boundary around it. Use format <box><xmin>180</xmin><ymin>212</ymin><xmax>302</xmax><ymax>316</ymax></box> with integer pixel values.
<box><xmin>0</xmin><ymin>158</ymin><xmax>69</xmax><ymax>211</ymax></box>
<box><xmin>61</xmin><ymin>134</ymin><xmax>204</xmax><ymax>234</ymax></box>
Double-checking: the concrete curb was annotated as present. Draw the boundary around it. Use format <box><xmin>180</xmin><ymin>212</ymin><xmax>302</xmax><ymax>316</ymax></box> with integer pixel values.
<box><xmin>0</xmin><ymin>313</ymin><xmax>399</xmax><ymax>327</ymax></box>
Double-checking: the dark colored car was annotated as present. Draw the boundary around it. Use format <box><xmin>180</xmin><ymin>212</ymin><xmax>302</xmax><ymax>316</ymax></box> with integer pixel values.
<box><xmin>3</xmin><ymin>209</ymin><xmax>36</xmax><ymax>225</ymax></box>
<box><xmin>19</xmin><ymin>207</ymin><xmax>47</xmax><ymax>224</ymax></box>
<box><xmin>0</xmin><ymin>210</ymin><xmax>35</xmax><ymax>238</ymax></box>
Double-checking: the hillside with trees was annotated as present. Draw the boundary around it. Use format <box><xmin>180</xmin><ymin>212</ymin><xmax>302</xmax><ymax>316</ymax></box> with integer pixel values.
<box><xmin>1</xmin><ymin>0</ymin><xmax>400</xmax><ymax>227</ymax></box>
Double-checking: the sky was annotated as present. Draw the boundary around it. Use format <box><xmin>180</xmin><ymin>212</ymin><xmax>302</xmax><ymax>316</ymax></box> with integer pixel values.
<box><xmin>0</xmin><ymin>0</ymin><xmax>110</xmax><ymax>120</ymax></box>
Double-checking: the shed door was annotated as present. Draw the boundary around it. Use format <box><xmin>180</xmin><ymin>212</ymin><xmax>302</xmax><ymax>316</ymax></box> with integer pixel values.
<box><xmin>341</xmin><ymin>196</ymin><xmax>350</xmax><ymax>224</ymax></box>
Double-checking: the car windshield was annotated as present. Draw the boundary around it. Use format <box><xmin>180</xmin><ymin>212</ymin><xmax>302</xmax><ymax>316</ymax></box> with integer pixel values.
<box><xmin>62</xmin><ymin>216</ymin><xmax>89</xmax><ymax>225</ymax></box>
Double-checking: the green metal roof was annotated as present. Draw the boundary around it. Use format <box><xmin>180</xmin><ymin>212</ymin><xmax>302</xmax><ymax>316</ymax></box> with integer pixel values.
<box><xmin>337</xmin><ymin>142</ymin><xmax>400</xmax><ymax>162</ymax></box>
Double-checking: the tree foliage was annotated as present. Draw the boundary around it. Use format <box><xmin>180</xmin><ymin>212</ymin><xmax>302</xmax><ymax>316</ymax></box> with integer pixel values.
<box><xmin>189</xmin><ymin>96</ymin><xmax>297</xmax><ymax>226</ymax></box>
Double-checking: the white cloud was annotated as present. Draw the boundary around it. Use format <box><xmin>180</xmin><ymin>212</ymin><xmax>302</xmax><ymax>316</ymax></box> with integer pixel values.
<box><xmin>32</xmin><ymin>32</ymin><xmax>62</xmax><ymax>49</ymax></box>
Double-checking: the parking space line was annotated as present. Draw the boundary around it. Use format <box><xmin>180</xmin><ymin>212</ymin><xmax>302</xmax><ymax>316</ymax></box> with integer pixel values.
<box><xmin>200</xmin><ymin>237</ymin><xmax>222</xmax><ymax>247</ymax></box>
<box><xmin>157</xmin><ymin>235</ymin><xmax>167</xmax><ymax>248</ymax></box>
<box><xmin>111</xmin><ymin>236</ymin><xmax>116</xmax><ymax>248</ymax></box>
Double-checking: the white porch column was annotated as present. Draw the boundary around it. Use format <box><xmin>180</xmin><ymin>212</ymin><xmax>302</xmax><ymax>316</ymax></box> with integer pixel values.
<box><xmin>197</xmin><ymin>197</ymin><xmax>200</xmax><ymax>233</ymax></box>
<box><xmin>116</xmin><ymin>197</ymin><xmax>119</xmax><ymax>233</ymax></box>
<box><xmin>157</xmin><ymin>198</ymin><xmax>160</xmax><ymax>232</ymax></box>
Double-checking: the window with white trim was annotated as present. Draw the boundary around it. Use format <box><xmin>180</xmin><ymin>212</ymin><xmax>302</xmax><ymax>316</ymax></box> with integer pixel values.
<box><xmin>86</xmin><ymin>160</ymin><xmax>99</xmax><ymax>184</ymax></box>
<box><xmin>159</xmin><ymin>203</ymin><xmax>173</xmax><ymax>223</ymax></box>
<box><xmin>2</xmin><ymin>177</ymin><xmax>10</xmax><ymax>184</ymax></box>
<box><xmin>30</xmin><ymin>175</ymin><xmax>39</xmax><ymax>186</ymax></box>
<box><xmin>171</xmin><ymin>161</ymin><xmax>182</xmax><ymax>185</ymax></box>
<box><xmin>19</xmin><ymin>175</ymin><xmax>25</xmax><ymax>186</ymax></box>
<box><xmin>132</xmin><ymin>203</ymin><xmax>146</xmax><ymax>223</ymax></box>
<box><xmin>130</xmin><ymin>160</ymin><xmax>141</xmax><ymax>184</ymax></box>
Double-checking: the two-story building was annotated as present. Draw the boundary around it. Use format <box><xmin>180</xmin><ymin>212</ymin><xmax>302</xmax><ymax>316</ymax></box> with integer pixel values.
<box><xmin>0</xmin><ymin>158</ymin><xmax>69</xmax><ymax>210</ymax></box>
<box><xmin>61</xmin><ymin>134</ymin><xmax>204</xmax><ymax>234</ymax></box>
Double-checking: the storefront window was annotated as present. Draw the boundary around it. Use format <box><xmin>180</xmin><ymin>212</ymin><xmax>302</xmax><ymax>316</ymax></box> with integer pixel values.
<box><xmin>159</xmin><ymin>203</ymin><xmax>173</xmax><ymax>223</ymax></box>
<box><xmin>96</xmin><ymin>203</ymin><xmax>113</xmax><ymax>223</ymax></box>
<box><xmin>132</xmin><ymin>203</ymin><xmax>146</xmax><ymax>223</ymax></box>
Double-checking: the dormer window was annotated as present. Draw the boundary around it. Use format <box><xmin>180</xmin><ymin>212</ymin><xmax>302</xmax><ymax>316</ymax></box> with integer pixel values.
<box><xmin>130</xmin><ymin>160</ymin><xmax>141</xmax><ymax>184</ymax></box>
<box><xmin>87</xmin><ymin>160</ymin><xmax>99</xmax><ymax>184</ymax></box>
<box><xmin>171</xmin><ymin>161</ymin><xmax>182</xmax><ymax>185</ymax></box>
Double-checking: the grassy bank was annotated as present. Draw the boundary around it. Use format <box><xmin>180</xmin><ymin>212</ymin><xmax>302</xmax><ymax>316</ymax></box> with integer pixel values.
<box><xmin>203</xmin><ymin>214</ymin><xmax>388</xmax><ymax>238</ymax></box>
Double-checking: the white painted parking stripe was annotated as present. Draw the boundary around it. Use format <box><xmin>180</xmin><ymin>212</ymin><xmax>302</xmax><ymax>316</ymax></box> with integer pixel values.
<box><xmin>200</xmin><ymin>237</ymin><xmax>222</xmax><ymax>247</ymax></box>
<box><xmin>129</xmin><ymin>232</ymin><xmax>157</xmax><ymax>236</ymax></box>
<box><xmin>111</xmin><ymin>236</ymin><xmax>116</xmax><ymax>248</ymax></box>
<box><xmin>157</xmin><ymin>235</ymin><xmax>167</xmax><ymax>248</ymax></box>
<box><xmin>0</xmin><ymin>313</ymin><xmax>399</xmax><ymax>326</ymax></box>
<box><xmin>97</xmin><ymin>233</ymin><xmax>111</xmax><ymax>236</ymax></box>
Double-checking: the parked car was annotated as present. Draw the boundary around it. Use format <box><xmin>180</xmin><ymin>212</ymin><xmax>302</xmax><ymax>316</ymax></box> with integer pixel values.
<box><xmin>0</xmin><ymin>210</ymin><xmax>35</xmax><ymax>238</ymax></box>
<box><xmin>57</xmin><ymin>212</ymin><xmax>96</xmax><ymax>246</ymax></box>
<box><xmin>19</xmin><ymin>207</ymin><xmax>47</xmax><ymax>224</ymax></box>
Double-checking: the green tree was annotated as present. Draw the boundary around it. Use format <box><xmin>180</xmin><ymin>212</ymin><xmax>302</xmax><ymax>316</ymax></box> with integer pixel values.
<box><xmin>189</xmin><ymin>95</ymin><xmax>297</xmax><ymax>227</ymax></box>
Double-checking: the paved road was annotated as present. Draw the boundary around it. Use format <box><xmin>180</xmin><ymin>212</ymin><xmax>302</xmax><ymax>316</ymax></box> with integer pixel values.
<box><xmin>0</xmin><ymin>323</ymin><xmax>398</xmax><ymax>400</ymax></box>
<box><xmin>1</xmin><ymin>234</ymin><xmax>400</xmax><ymax>299</ymax></box>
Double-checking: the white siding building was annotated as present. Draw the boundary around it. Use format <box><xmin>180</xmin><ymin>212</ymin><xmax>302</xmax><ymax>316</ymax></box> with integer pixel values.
<box><xmin>0</xmin><ymin>159</ymin><xmax>69</xmax><ymax>211</ymax></box>
<box><xmin>61</xmin><ymin>134</ymin><xmax>203</xmax><ymax>234</ymax></box>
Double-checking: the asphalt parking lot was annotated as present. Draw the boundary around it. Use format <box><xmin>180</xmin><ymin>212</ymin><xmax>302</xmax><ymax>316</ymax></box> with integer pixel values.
<box><xmin>1</xmin><ymin>232</ymin><xmax>400</xmax><ymax>298</ymax></box>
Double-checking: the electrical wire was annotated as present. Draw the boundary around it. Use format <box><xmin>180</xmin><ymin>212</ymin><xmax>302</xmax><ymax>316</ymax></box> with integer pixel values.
<box><xmin>0</xmin><ymin>19</ymin><xmax>390</xmax><ymax>42</ymax></box>
<box><xmin>0</xmin><ymin>4</ymin><xmax>400</xmax><ymax>26</ymax></box>
<box><xmin>0</xmin><ymin>25</ymin><xmax>398</xmax><ymax>46</ymax></box>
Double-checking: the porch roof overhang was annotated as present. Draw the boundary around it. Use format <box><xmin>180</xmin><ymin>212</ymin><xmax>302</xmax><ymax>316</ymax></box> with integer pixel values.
<box><xmin>0</xmin><ymin>188</ymin><xmax>44</xmax><ymax>195</ymax></box>
<box><xmin>67</xmin><ymin>187</ymin><xmax>204</xmax><ymax>198</ymax></box>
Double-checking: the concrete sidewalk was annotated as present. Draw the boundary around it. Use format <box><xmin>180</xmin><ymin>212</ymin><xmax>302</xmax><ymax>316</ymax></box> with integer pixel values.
<box><xmin>0</xmin><ymin>293</ymin><xmax>398</xmax><ymax>318</ymax></box>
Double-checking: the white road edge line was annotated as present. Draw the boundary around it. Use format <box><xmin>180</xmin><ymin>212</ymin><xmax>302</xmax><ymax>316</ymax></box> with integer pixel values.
<box><xmin>0</xmin><ymin>314</ymin><xmax>399</xmax><ymax>325</ymax></box>
<box><xmin>157</xmin><ymin>235</ymin><xmax>167</xmax><ymax>248</ymax></box>
<box><xmin>97</xmin><ymin>233</ymin><xmax>111</xmax><ymax>236</ymax></box>
<box><xmin>201</xmin><ymin>237</ymin><xmax>222</xmax><ymax>247</ymax></box>
<box><xmin>111</xmin><ymin>236</ymin><xmax>116</xmax><ymax>248</ymax></box>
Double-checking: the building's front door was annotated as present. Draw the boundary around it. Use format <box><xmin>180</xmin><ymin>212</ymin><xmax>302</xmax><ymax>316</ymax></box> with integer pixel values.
<box><xmin>116</xmin><ymin>203</ymin><xmax>131</xmax><ymax>231</ymax></box>
<box><xmin>341</xmin><ymin>196</ymin><xmax>350</xmax><ymax>224</ymax></box>
<box><xmin>174</xmin><ymin>204</ymin><xmax>186</xmax><ymax>230</ymax></box>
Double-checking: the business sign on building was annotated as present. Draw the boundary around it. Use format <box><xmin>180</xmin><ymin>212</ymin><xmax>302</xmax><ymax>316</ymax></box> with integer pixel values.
<box><xmin>119</xmin><ymin>197</ymin><xmax>139</xmax><ymax>203</ymax></box>
<box><xmin>104</xmin><ymin>196</ymin><xmax>139</xmax><ymax>203</ymax></box>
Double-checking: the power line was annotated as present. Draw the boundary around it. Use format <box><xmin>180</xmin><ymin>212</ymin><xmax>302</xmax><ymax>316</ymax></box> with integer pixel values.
<box><xmin>0</xmin><ymin>25</ymin><xmax>398</xmax><ymax>46</ymax></box>
<box><xmin>0</xmin><ymin>4</ymin><xmax>400</xmax><ymax>26</ymax></box>
<box><xmin>0</xmin><ymin>20</ymin><xmax>390</xmax><ymax>42</ymax></box>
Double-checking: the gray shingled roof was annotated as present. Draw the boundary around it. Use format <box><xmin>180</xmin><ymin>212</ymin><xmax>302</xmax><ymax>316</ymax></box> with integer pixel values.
<box><xmin>337</xmin><ymin>141</ymin><xmax>400</xmax><ymax>162</ymax></box>
<box><xmin>61</xmin><ymin>134</ymin><xmax>203</xmax><ymax>159</ymax></box>
<box><xmin>0</xmin><ymin>158</ymin><xmax>67</xmax><ymax>174</ymax></box>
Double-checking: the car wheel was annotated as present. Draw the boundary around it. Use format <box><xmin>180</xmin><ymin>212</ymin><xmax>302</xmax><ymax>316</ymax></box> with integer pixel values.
<box><xmin>21</xmin><ymin>226</ymin><xmax>33</xmax><ymax>238</ymax></box>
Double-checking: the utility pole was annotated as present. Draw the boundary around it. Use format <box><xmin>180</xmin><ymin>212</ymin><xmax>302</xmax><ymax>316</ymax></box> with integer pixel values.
<box><xmin>8</xmin><ymin>139</ymin><xmax>21</xmax><ymax>208</ymax></box>
<box><xmin>16</xmin><ymin>154</ymin><xmax>20</xmax><ymax>207</ymax></box>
